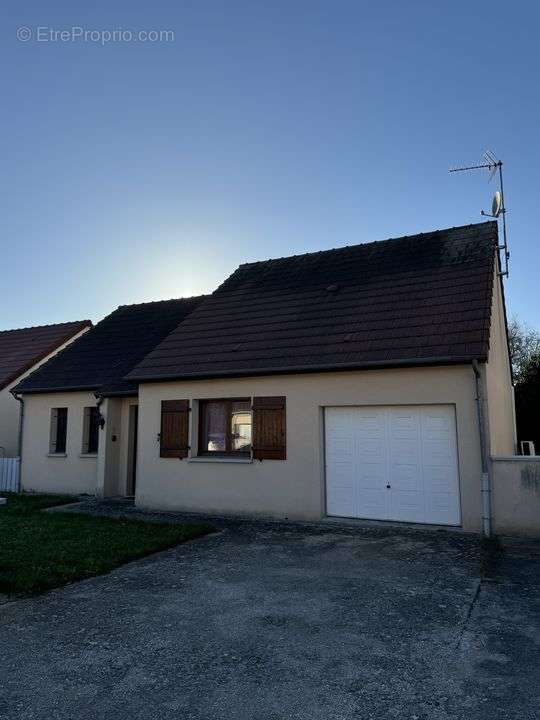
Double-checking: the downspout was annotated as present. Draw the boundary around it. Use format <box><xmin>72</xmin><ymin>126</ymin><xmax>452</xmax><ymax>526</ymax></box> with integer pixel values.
<box><xmin>472</xmin><ymin>360</ymin><xmax>491</xmax><ymax>537</ymax></box>
<box><xmin>11</xmin><ymin>391</ymin><xmax>24</xmax><ymax>491</ymax></box>
<box><xmin>10</xmin><ymin>391</ymin><xmax>24</xmax><ymax>459</ymax></box>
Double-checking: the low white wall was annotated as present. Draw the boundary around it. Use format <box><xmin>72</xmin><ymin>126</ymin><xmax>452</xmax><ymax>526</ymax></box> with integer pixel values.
<box><xmin>21</xmin><ymin>391</ymin><xmax>98</xmax><ymax>495</ymax></box>
<box><xmin>492</xmin><ymin>457</ymin><xmax>540</xmax><ymax>537</ymax></box>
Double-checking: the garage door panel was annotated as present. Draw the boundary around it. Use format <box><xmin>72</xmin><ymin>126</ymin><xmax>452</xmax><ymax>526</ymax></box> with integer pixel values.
<box><xmin>355</xmin><ymin>410</ymin><xmax>385</xmax><ymax>430</ymax></box>
<box><xmin>327</xmin><ymin>491</ymin><xmax>356</xmax><ymax>518</ymax></box>
<box><xmin>390</xmin><ymin>463</ymin><xmax>422</xmax><ymax>492</ymax></box>
<box><xmin>423</xmin><ymin>465</ymin><xmax>457</xmax><ymax>492</ymax></box>
<box><xmin>326</xmin><ymin>437</ymin><xmax>353</xmax><ymax>459</ymax></box>
<box><xmin>391</xmin><ymin>443</ymin><xmax>421</xmax><ymax>466</ymax></box>
<box><xmin>325</xmin><ymin>405</ymin><xmax>460</xmax><ymax>526</ymax></box>
<box><xmin>354</xmin><ymin>489</ymin><xmax>387</xmax><ymax>520</ymax></box>
<box><xmin>356</xmin><ymin>442</ymin><xmax>386</xmax><ymax>459</ymax></box>
<box><xmin>326</xmin><ymin>458</ymin><xmax>355</xmax><ymax>517</ymax></box>
<box><xmin>424</xmin><ymin>493</ymin><xmax>460</xmax><ymax>526</ymax></box>
<box><xmin>422</xmin><ymin>446</ymin><xmax>454</xmax><ymax>467</ymax></box>
<box><xmin>389</xmin><ymin>492</ymin><xmax>425</xmax><ymax>523</ymax></box>
<box><xmin>357</xmin><ymin>468</ymin><xmax>386</xmax><ymax>491</ymax></box>
<box><xmin>389</xmin><ymin>408</ymin><xmax>420</xmax><ymax>434</ymax></box>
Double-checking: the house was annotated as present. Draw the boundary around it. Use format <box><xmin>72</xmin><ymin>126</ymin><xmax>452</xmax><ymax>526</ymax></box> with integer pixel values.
<box><xmin>16</xmin><ymin>221</ymin><xmax>517</xmax><ymax>533</ymax></box>
<box><xmin>15</xmin><ymin>297</ymin><xmax>205</xmax><ymax>495</ymax></box>
<box><xmin>123</xmin><ymin>221</ymin><xmax>514</xmax><ymax>532</ymax></box>
<box><xmin>0</xmin><ymin>321</ymin><xmax>91</xmax><ymax>457</ymax></box>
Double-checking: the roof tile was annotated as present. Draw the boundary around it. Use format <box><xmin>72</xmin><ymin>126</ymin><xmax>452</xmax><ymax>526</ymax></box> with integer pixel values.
<box><xmin>0</xmin><ymin>321</ymin><xmax>91</xmax><ymax>391</ymax></box>
<box><xmin>128</xmin><ymin>222</ymin><xmax>497</xmax><ymax>381</ymax></box>
<box><xmin>15</xmin><ymin>298</ymin><xmax>206</xmax><ymax>395</ymax></box>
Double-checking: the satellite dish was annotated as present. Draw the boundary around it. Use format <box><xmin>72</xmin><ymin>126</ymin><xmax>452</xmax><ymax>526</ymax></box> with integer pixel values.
<box><xmin>492</xmin><ymin>191</ymin><xmax>502</xmax><ymax>218</ymax></box>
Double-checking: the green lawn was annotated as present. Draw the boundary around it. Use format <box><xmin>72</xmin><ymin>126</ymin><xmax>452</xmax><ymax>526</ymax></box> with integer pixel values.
<box><xmin>0</xmin><ymin>493</ymin><xmax>214</xmax><ymax>597</ymax></box>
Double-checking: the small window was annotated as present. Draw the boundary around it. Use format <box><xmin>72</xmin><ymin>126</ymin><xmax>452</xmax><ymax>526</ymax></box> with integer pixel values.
<box><xmin>50</xmin><ymin>408</ymin><xmax>68</xmax><ymax>454</ymax></box>
<box><xmin>199</xmin><ymin>399</ymin><xmax>252</xmax><ymax>456</ymax></box>
<box><xmin>82</xmin><ymin>407</ymin><xmax>100</xmax><ymax>454</ymax></box>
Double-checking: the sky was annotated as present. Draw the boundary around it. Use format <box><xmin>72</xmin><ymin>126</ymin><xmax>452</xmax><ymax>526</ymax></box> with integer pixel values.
<box><xmin>1</xmin><ymin>0</ymin><xmax>539</xmax><ymax>330</ymax></box>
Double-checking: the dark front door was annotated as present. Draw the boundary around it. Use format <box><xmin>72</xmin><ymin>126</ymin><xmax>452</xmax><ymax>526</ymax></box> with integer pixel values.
<box><xmin>128</xmin><ymin>405</ymin><xmax>139</xmax><ymax>496</ymax></box>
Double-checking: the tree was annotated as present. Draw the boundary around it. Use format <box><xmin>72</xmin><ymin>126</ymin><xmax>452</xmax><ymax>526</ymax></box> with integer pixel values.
<box><xmin>509</xmin><ymin>316</ymin><xmax>540</xmax><ymax>451</ymax></box>
<box><xmin>507</xmin><ymin>316</ymin><xmax>540</xmax><ymax>383</ymax></box>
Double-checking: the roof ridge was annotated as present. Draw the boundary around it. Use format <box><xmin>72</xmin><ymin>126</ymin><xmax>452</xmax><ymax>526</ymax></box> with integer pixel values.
<box><xmin>238</xmin><ymin>221</ymin><xmax>497</xmax><ymax>269</ymax></box>
<box><xmin>0</xmin><ymin>319</ymin><xmax>91</xmax><ymax>335</ymax></box>
<box><xmin>116</xmin><ymin>294</ymin><xmax>209</xmax><ymax>310</ymax></box>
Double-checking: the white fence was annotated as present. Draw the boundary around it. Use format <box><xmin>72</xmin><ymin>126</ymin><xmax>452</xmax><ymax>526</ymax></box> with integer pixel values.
<box><xmin>0</xmin><ymin>457</ymin><xmax>21</xmax><ymax>492</ymax></box>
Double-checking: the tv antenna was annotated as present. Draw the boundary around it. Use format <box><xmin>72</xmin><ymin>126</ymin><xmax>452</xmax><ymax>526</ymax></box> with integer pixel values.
<box><xmin>449</xmin><ymin>150</ymin><xmax>509</xmax><ymax>277</ymax></box>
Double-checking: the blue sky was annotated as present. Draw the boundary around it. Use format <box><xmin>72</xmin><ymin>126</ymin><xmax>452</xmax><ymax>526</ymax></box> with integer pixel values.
<box><xmin>1</xmin><ymin>1</ymin><xmax>539</xmax><ymax>330</ymax></box>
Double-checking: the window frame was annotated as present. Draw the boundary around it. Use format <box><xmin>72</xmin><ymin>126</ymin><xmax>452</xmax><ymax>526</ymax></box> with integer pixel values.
<box><xmin>50</xmin><ymin>407</ymin><xmax>68</xmax><ymax>455</ymax></box>
<box><xmin>197</xmin><ymin>398</ymin><xmax>252</xmax><ymax>458</ymax></box>
<box><xmin>82</xmin><ymin>406</ymin><xmax>100</xmax><ymax>455</ymax></box>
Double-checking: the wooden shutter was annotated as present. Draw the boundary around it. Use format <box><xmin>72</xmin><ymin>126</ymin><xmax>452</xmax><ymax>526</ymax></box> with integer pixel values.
<box><xmin>160</xmin><ymin>400</ymin><xmax>190</xmax><ymax>458</ymax></box>
<box><xmin>252</xmin><ymin>396</ymin><xmax>286</xmax><ymax>460</ymax></box>
<box><xmin>49</xmin><ymin>408</ymin><xmax>58</xmax><ymax>453</ymax></box>
<box><xmin>82</xmin><ymin>407</ymin><xmax>90</xmax><ymax>454</ymax></box>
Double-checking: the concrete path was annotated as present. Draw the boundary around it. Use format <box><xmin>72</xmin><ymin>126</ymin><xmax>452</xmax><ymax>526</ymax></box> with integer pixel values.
<box><xmin>0</xmin><ymin>508</ymin><xmax>539</xmax><ymax>719</ymax></box>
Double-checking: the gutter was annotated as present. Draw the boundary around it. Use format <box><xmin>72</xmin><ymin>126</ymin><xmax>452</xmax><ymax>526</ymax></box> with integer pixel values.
<box><xmin>127</xmin><ymin>355</ymin><xmax>486</xmax><ymax>384</ymax></box>
<box><xmin>13</xmin><ymin>384</ymin><xmax>101</xmax><ymax>395</ymax></box>
<box><xmin>472</xmin><ymin>360</ymin><xmax>492</xmax><ymax>537</ymax></box>
<box><xmin>10</xmin><ymin>390</ymin><xmax>24</xmax><ymax>461</ymax></box>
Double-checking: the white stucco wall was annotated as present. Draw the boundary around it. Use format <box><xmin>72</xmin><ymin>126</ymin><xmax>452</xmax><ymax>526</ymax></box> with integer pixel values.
<box><xmin>484</xmin><ymin>266</ymin><xmax>516</xmax><ymax>456</ymax></box>
<box><xmin>136</xmin><ymin>365</ymin><xmax>485</xmax><ymax>531</ymax></box>
<box><xmin>21</xmin><ymin>391</ymin><xmax>99</xmax><ymax>495</ymax></box>
<box><xmin>0</xmin><ymin>325</ymin><xmax>90</xmax><ymax>458</ymax></box>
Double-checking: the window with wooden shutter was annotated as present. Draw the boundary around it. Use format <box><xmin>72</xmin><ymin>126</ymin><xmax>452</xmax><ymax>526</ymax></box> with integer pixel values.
<box><xmin>197</xmin><ymin>399</ymin><xmax>252</xmax><ymax>456</ymax></box>
<box><xmin>160</xmin><ymin>400</ymin><xmax>190</xmax><ymax>458</ymax></box>
<box><xmin>252</xmin><ymin>396</ymin><xmax>286</xmax><ymax>460</ymax></box>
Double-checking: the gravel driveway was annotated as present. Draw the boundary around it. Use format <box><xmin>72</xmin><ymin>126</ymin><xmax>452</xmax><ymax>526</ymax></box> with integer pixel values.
<box><xmin>0</xmin><ymin>507</ymin><xmax>538</xmax><ymax>719</ymax></box>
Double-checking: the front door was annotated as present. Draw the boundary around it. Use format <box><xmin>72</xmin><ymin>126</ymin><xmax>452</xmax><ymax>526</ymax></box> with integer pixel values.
<box><xmin>127</xmin><ymin>405</ymin><xmax>139</xmax><ymax>496</ymax></box>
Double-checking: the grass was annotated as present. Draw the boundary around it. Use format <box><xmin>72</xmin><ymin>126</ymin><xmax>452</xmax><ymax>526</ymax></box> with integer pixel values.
<box><xmin>0</xmin><ymin>493</ymin><xmax>214</xmax><ymax>597</ymax></box>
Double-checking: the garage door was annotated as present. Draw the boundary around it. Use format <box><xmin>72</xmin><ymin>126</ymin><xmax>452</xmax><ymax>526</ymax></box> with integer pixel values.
<box><xmin>325</xmin><ymin>405</ymin><xmax>460</xmax><ymax>526</ymax></box>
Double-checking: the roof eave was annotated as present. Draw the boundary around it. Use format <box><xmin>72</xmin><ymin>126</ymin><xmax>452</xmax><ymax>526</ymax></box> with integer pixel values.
<box><xmin>97</xmin><ymin>389</ymin><xmax>139</xmax><ymax>398</ymax></box>
<box><xmin>128</xmin><ymin>355</ymin><xmax>488</xmax><ymax>384</ymax></box>
<box><xmin>14</xmin><ymin>384</ymin><xmax>101</xmax><ymax>396</ymax></box>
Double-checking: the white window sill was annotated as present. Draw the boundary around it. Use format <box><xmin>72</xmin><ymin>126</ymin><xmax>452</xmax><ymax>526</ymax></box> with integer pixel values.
<box><xmin>79</xmin><ymin>453</ymin><xmax>98</xmax><ymax>459</ymax></box>
<box><xmin>47</xmin><ymin>453</ymin><xmax>67</xmax><ymax>458</ymax></box>
<box><xmin>188</xmin><ymin>456</ymin><xmax>253</xmax><ymax>464</ymax></box>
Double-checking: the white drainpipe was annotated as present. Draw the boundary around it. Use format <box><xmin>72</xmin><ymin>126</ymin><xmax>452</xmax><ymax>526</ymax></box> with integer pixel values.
<box><xmin>11</xmin><ymin>391</ymin><xmax>25</xmax><ymax>458</ymax></box>
<box><xmin>472</xmin><ymin>360</ymin><xmax>492</xmax><ymax>537</ymax></box>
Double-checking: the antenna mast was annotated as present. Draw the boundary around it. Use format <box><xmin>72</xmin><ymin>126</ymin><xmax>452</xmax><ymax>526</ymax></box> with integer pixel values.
<box><xmin>449</xmin><ymin>151</ymin><xmax>509</xmax><ymax>277</ymax></box>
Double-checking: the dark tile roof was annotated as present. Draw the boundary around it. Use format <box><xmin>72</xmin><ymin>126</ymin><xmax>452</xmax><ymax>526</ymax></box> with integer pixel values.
<box><xmin>0</xmin><ymin>321</ymin><xmax>91</xmax><ymax>391</ymax></box>
<box><xmin>15</xmin><ymin>297</ymin><xmax>206</xmax><ymax>395</ymax></box>
<box><xmin>128</xmin><ymin>222</ymin><xmax>498</xmax><ymax>382</ymax></box>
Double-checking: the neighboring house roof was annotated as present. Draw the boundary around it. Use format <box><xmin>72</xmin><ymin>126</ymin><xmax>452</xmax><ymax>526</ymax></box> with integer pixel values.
<box><xmin>128</xmin><ymin>222</ymin><xmax>498</xmax><ymax>382</ymax></box>
<box><xmin>15</xmin><ymin>297</ymin><xmax>206</xmax><ymax>396</ymax></box>
<box><xmin>0</xmin><ymin>320</ymin><xmax>91</xmax><ymax>392</ymax></box>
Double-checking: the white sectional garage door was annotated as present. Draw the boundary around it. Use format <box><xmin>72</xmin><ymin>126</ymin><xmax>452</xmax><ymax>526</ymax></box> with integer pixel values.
<box><xmin>325</xmin><ymin>405</ymin><xmax>460</xmax><ymax>526</ymax></box>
